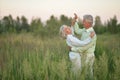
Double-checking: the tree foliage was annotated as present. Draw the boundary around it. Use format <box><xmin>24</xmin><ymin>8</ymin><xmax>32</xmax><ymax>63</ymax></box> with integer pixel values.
<box><xmin>0</xmin><ymin>14</ymin><xmax>120</xmax><ymax>36</ymax></box>
<box><xmin>107</xmin><ymin>16</ymin><xmax>119</xmax><ymax>34</ymax></box>
<box><xmin>94</xmin><ymin>16</ymin><xmax>107</xmax><ymax>34</ymax></box>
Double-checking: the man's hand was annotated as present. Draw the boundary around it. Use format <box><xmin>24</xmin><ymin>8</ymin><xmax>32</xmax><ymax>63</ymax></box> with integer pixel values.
<box><xmin>74</xmin><ymin>13</ymin><xmax>78</xmax><ymax>19</ymax></box>
<box><xmin>90</xmin><ymin>31</ymin><xmax>95</xmax><ymax>38</ymax></box>
<box><xmin>71</xmin><ymin>13</ymin><xmax>78</xmax><ymax>26</ymax></box>
<box><xmin>68</xmin><ymin>46</ymin><xmax>71</xmax><ymax>51</ymax></box>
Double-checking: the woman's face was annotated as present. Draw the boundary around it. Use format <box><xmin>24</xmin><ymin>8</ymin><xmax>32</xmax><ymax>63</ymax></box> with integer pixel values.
<box><xmin>64</xmin><ymin>27</ymin><xmax>72</xmax><ymax>35</ymax></box>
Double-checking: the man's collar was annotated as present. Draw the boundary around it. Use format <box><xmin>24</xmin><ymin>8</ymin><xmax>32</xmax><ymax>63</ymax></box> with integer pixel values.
<box><xmin>85</xmin><ymin>27</ymin><xmax>94</xmax><ymax>32</ymax></box>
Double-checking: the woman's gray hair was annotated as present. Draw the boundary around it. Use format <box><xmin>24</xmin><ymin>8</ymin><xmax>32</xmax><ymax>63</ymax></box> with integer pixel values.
<box><xmin>59</xmin><ymin>25</ymin><xmax>67</xmax><ymax>38</ymax></box>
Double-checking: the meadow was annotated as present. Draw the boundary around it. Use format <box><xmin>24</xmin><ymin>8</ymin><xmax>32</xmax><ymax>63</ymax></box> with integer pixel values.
<box><xmin>0</xmin><ymin>33</ymin><xmax>120</xmax><ymax>80</ymax></box>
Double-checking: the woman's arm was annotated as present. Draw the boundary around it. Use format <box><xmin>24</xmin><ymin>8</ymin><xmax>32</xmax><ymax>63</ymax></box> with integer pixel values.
<box><xmin>67</xmin><ymin>35</ymin><xmax>92</xmax><ymax>47</ymax></box>
<box><xmin>67</xmin><ymin>32</ymin><xmax>94</xmax><ymax>47</ymax></box>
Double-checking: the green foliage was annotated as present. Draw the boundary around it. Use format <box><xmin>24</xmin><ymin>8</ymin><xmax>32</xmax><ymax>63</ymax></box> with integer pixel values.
<box><xmin>0</xmin><ymin>14</ymin><xmax>120</xmax><ymax>36</ymax></box>
<box><xmin>94</xmin><ymin>26</ymin><xmax>107</xmax><ymax>34</ymax></box>
<box><xmin>21</xmin><ymin>16</ymin><xmax>30</xmax><ymax>32</ymax></box>
<box><xmin>94</xmin><ymin>15</ymin><xmax>120</xmax><ymax>34</ymax></box>
<box><xmin>94</xmin><ymin>53</ymin><xmax>108</xmax><ymax>80</ymax></box>
<box><xmin>0</xmin><ymin>14</ymin><xmax>120</xmax><ymax>80</ymax></box>
<box><xmin>107</xmin><ymin>16</ymin><xmax>119</xmax><ymax>34</ymax></box>
<box><xmin>94</xmin><ymin>16</ymin><xmax>107</xmax><ymax>34</ymax></box>
<box><xmin>0</xmin><ymin>33</ymin><xmax>120</xmax><ymax>80</ymax></box>
<box><xmin>60</xmin><ymin>15</ymin><xmax>72</xmax><ymax>26</ymax></box>
<box><xmin>45</xmin><ymin>15</ymin><xmax>61</xmax><ymax>37</ymax></box>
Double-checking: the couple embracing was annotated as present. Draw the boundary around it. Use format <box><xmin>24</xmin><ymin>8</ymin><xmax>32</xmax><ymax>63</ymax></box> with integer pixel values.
<box><xmin>60</xmin><ymin>13</ymin><xmax>97</xmax><ymax>79</ymax></box>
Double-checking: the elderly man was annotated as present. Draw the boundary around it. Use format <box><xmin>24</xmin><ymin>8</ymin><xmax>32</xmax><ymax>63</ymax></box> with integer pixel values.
<box><xmin>71</xmin><ymin>13</ymin><xmax>97</xmax><ymax>79</ymax></box>
<box><xmin>59</xmin><ymin>25</ymin><xmax>95</xmax><ymax>74</ymax></box>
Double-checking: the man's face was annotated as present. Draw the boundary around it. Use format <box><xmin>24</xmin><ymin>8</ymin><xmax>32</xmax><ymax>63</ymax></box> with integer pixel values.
<box><xmin>83</xmin><ymin>19</ymin><xmax>91</xmax><ymax>29</ymax></box>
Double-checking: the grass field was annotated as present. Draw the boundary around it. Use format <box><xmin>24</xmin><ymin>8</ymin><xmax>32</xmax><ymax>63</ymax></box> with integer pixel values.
<box><xmin>0</xmin><ymin>33</ymin><xmax>120</xmax><ymax>80</ymax></box>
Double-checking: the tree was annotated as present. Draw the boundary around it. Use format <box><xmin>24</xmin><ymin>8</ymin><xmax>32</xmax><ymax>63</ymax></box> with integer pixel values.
<box><xmin>8</xmin><ymin>15</ymin><xmax>16</xmax><ymax>32</ymax></box>
<box><xmin>94</xmin><ymin>16</ymin><xmax>106</xmax><ymax>34</ymax></box>
<box><xmin>30</xmin><ymin>18</ymin><xmax>44</xmax><ymax>34</ymax></box>
<box><xmin>60</xmin><ymin>14</ymin><xmax>71</xmax><ymax>26</ymax></box>
<box><xmin>1</xmin><ymin>16</ymin><xmax>10</xmax><ymax>33</ymax></box>
<box><xmin>0</xmin><ymin>20</ymin><xmax>2</xmax><ymax>33</ymax></box>
<box><xmin>107</xmin><ymin>15</ymin><xmax>119</xmax><ymax>34</ymax></box>
<box><xmin>21</xmin><ymin>16</ymin><xmax>30</xmax><ymax>32</ymax></box>
<box><xmin>14</xmin><ymin>16</ymin><xmax>21</xmax><ymax>32</ymax></box>
<box><xmin>46</xmin><ymin>15</ymin><xmax>60</xmax><ymax>37</ymax></box>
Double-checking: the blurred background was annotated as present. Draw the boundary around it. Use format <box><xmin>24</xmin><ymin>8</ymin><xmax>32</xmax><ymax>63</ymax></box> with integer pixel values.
<box><xmin>0</xmin><ymin>0</ymin><xmax>120</xmax><ymax>80</ymax></box>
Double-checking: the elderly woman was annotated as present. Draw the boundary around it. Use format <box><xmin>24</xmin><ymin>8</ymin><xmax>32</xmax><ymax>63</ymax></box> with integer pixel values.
<box><xmin>59</xmin><ymin>25</ymin><xmax>94</xmax><ymax>73</ymax></box>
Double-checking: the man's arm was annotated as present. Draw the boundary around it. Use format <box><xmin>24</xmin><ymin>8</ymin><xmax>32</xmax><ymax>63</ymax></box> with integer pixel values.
<box><xmin>71</xmin><ymin>13</ymin><xmax>84</xmax><ymax>35</ymax></box>
<box><xmin>71</xmin><ymin>35</ymin><xmax>97</xmax><ymax>53</ymax></box>
<box><xmin>67</xmin><ymin>31</ymin><xmax>95</xmax><ymax>47</ymax></box>
<box><xmin>71</xmin><ymin>41</ymin><xmax>94</xmax><ymax>53</ymax></box>
<box><xmin>73</xmin><ymin>22</ymin><xmax>85</xmax><ymax>35</ymax></box>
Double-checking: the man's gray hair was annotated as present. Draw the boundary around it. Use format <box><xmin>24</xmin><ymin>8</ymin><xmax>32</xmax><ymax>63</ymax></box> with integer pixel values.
<box><xmin>83</xmin><ymin>15</ymin><xmax>93</xmax><ymax>24</ymax></box>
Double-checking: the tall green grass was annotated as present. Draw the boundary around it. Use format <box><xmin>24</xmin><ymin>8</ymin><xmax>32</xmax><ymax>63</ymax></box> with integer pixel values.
<box><xmin>0</xmin><ymin>33</ymin><xmax>120</xmax><ymax>80</ymax></box>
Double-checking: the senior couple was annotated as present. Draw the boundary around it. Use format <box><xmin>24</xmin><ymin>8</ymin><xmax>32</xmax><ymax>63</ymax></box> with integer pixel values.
<box><xmin>60</xmin><ymin>13</ymin><xmax>97</xmax><ymax>79</ymax></box>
